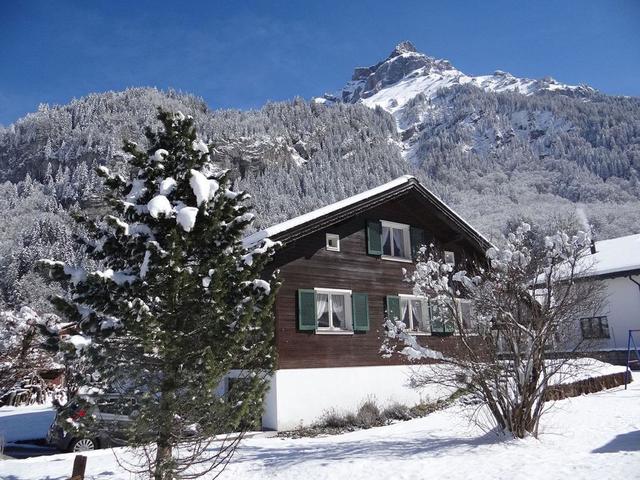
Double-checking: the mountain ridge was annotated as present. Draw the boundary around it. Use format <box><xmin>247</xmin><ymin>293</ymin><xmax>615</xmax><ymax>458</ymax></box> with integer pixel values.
<box><xmin>1</xmin><ymin>43</ymin><xmax>640</xmax><ymax>308</ymax></box>
<box><xmin>322</xmin><ymin>41</ymin><xmax>596</xmax><ymax>109</ymax></box>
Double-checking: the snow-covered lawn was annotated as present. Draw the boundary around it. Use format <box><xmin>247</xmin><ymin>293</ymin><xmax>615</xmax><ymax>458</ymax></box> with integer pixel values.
<box><xmin>1</xmin><ymin>380</ymin><xmax>638</xmax><ymax>480</ymax></box>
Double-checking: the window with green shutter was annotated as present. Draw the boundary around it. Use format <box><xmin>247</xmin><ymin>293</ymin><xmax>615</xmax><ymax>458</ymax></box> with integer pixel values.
<box><xmin>352</xmin><ymin>293</ymin><xmax>369</xmax><ymax>332</ymax></box>
<box><xmin>366</xmin><ymin>220</ymin><xmax>382</xmax><ymax>255</ymax></box>
<box><xmin>385</xmin><ymin>295</ymin><xmax>401</xmax><ymax>322</ymax></box>
<box><xmin>297</xmin><ymin>289</ymin><xmax>317</xmax><ymax>331</ymax></box>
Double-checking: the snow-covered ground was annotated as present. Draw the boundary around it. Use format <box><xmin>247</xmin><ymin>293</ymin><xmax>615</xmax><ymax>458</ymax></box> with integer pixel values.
<box><xmin>1</xmin><ymin>380</ymin><xmax>638</xmax><ymax>480</ymax></box>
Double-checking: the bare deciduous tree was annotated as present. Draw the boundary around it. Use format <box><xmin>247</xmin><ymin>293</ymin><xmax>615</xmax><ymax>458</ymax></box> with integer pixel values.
<box><xmin>383</xmin><ymin>221</ymin><xmax>606</xmax><ymax>438</ymax></box>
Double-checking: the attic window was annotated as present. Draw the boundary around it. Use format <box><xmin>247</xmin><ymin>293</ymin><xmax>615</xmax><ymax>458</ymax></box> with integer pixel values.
<box><xmin>381</xmin><ymin>221</ymin><xmax>411</xmax><ymax>261</ymax></box>
<box><xmin>326</xmin><ymin>233</ymin><xmax>340</xmax><ymax>252</ymax></box>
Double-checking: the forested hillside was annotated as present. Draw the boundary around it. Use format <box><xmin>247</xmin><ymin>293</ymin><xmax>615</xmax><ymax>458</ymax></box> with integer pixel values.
<box><xmin>1</xmin><ymin>44</ymin><xmax>640</xmax><ymax>310</ymax></box>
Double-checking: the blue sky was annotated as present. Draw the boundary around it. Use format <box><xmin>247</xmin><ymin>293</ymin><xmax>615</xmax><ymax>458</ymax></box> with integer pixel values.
<box><xmin>1</xmin><ymin>0</ymin><xmax>639</xmax><ymax>125</ymax></box>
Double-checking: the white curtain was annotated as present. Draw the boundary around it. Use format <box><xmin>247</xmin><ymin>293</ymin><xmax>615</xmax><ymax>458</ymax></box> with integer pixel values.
<box><xmin>382</xmin><ymin>226</ymin><xmax>391</xmax><ymax>255</ymax></box>
<box><xmin>393</xmin><ymin>228</ymin><xmax>405</xmax><ymax>257</ymax></box>
<box><xmin>331</xmin><ymin>294</ymin><xmax>345</xmax><ymax>329</ymax></box>
<box><xmin>316</xmin><ymin>293</ymin><xmax>329</xmax><ymax>328</ymax></box>
<box><xmin>411</xmin><ymin>300</ymin><xmax>423</xmax><ymax>331</ymax></box>
<box><xmin>401</xmin><ymin>299</ymin><xmax>410</xmax><ymax>327</ymax></box>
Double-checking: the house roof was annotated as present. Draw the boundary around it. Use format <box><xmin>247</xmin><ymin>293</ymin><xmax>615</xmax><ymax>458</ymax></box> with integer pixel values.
<box><xmin>244</xmin><ymin>175</ymin><xmax>492</xmax><ymax>252</ymax></box>
<box><xmin>580</xmin><ymin>233</ymin><xmax>640</xmax><ymax>278</ymax></box>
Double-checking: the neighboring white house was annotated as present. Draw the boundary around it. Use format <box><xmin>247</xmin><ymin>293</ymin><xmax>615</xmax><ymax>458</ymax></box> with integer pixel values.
<box><xmin>571</xmin><ymin>234</ymin><xmax>640</xmax><ymax>363</ymax></box>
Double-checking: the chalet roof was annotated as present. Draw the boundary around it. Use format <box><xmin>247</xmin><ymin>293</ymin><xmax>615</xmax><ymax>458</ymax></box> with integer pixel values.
<box><xmin>244</xmin><ymin>175</ymin><xmax>492</xmax><ymax>252</ymax></box>
<box><xmin>580</xmin><ymin>233</ymin><xmax>640</xmax><ymax>278</ymax></box>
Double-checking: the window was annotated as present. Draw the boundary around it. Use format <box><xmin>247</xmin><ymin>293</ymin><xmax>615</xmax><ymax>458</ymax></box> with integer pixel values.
<box><xmin>381</xmin><ymin>221</ymin><xmax>411</xmax><ymax>261</ymax></box>
<box><xmin>456</xmin><ymin>298</ymin><xmax>479</xmax><ymax>334</ymax></box>
<box><xmin>580</xmin><ymin>316</ymin><xmax>610</xmax><ymax>339</ymax></box>
<box><xmin>430</xmin><ymin>300</ymin><xmax>456</xmax><ymax>334</ymax></box>
<box><xmin>399</xmin><ymin>295</ymin><xmax>431</xmax><ymax>333</ymax></box>
<box><xmin>326</xmin><ymin>233</ymin><xmax>340</xmax><ymax>251</ymax></box>
<box><xmin>315</xmin><ymin>288</ymin><xmax>353</xmax><ymax>332</ymax></box>
<box><xmin>444</xmin><ymin>251</ymin><xmax>455</xmax><ymax>266</ymax></box>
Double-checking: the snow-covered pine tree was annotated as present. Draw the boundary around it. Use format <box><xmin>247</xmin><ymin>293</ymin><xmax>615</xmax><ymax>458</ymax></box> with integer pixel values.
<box><xmin>39</xmin><ymin>110</ymin><xmax>279</xmax><ymax>480</ymax></box>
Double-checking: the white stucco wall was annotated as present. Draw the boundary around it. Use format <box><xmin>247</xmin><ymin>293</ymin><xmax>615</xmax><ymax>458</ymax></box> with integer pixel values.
<box><xmin>261</xmin><ymin>364</ymin><xmax>454</xmax><ymax>431</ymax></box>
<box><xmin>600</xmin><ymin>275</ymin><xmax>640</xmax><ymax>349</ymax></box>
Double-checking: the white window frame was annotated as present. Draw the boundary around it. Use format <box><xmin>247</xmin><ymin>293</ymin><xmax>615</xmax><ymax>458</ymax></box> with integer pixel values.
<box><xmin>325</xmin><ymin>233</ymin><xmax>340</xmax><ymax>252</ymax></box>
<box><xmin>381</xmin><ymin>220</ymin><xmax>412</xmax><ymax>262</ymax></box>
<box><xmin>314</xmin><ymin>287</ymin><xmax>353</xmax><ymax>335</ymax></box>
<box><xmin>399</xmin><ymin>294</ymin><xmax>431</xmax><ymax>335</ymax></box>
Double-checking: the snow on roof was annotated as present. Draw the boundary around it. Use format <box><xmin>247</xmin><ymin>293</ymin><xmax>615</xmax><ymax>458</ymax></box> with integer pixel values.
<box><xmin>582</xmin><ymin>233</ymin><xmax>640</xmax><ymax>277</ymax></box>
<box><xmin>244</xmin><ymin>175</ymin><xmax>490</xmax><ymax>248</ymax></box>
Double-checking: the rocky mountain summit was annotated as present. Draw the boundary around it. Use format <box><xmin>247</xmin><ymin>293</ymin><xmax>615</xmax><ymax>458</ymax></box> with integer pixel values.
<box><xmin>326</xmin><ymin>41</ymin><xmax>595</xmax><ymax>108</ymax></box>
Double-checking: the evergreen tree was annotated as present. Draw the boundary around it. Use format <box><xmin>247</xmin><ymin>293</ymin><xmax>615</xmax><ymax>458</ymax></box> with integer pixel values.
<box><xmin>39</xmin><ymin>110</ymin><xmax>279</xmax><ymax>479</ymax></box>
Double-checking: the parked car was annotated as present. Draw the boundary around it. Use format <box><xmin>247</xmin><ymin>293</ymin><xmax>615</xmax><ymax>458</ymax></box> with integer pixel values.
<box><xmin>47</xmin><ymin>393</ymin><xmax>139</xmax><ymax>452</ymax></box>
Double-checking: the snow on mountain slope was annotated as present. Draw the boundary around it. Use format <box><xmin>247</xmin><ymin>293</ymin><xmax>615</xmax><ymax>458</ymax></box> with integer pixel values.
<box><xmin>318</xmin><ymin>41</ymin><xmax>598</xmax><ymax>165</ymax></box>
<box><xmin>328</xmin><ymin>41</ymin><xmax>594</xmax><ymax>124</ymax></box>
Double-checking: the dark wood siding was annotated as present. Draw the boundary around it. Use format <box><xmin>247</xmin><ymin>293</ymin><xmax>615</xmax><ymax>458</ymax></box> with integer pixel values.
<box><xmin>267</xmin><ymin>191</ymin><xmax>484</xmax><ymax>369</ymax></box>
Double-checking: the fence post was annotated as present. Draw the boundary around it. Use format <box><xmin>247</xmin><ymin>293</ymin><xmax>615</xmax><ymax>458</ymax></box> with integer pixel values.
<box><xmin>70</xmin><ymin>454</ymin><xmax>87</xmax><ymax>480</ymax></box>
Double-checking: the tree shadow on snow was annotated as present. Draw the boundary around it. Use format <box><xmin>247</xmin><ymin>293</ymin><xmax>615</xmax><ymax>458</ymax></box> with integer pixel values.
<box><xmin>233</xmin><ymin>430</ymin><xmax>504</xmax><ymax>471</ymax></box>
<box><xmin>592</xmin><ymin>430</ymin><xmax>640</xmax><ymax>454</ymax></box>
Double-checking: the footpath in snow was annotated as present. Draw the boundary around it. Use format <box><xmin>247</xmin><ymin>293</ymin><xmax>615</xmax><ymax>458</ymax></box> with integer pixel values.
<box><xmin>1</xmin><ymin>379</ymin><xmax>639</xmax><ymax>480</ymax></box>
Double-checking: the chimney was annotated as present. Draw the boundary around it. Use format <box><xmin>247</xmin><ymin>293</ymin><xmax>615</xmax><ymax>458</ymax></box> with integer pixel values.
<box><xmin>590</xmin><ymin>239</ymin><xmax>597</xmax><ymax>255</ymax></box>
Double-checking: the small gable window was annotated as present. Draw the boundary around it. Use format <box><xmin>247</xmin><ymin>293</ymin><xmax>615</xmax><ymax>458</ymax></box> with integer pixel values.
<box><xmin>381</xmin><ymin>221</ymin><xmax>411</xmax><ymax>261</ymax></box>
<box><xmin>444</xmin><ymin>251</ymin><xmax>455</xmax><ymax>266</ymax></box>
<box><xmin>326</xmin><ymin>233</ymin><xmax>340</xmax><ymax>252</ymax></box>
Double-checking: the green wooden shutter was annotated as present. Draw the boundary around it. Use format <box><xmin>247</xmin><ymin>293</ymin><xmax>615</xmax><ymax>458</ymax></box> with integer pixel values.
<box><xmin>386</xmin><ymin>295</ymin><xmax>401</xmax><ymax>322</ymax></box>
<box><xmin>352</xmin><ymin>293</ymin><xmax>369</xmax><ymax>332</ymax></box>
<box><xmin>410</xmin><ymin>226</ymin><xmax>425</xmax><ymax>259</ymax></box>
<box><xmin>366</xmin><ymin>220</ymin><xmax>382</xmax><ymax>255</ymax></box>
<box><xmin>298</xmin><ymin>289</ymin><xmax>317</xmax><ymax>331</ymax></box>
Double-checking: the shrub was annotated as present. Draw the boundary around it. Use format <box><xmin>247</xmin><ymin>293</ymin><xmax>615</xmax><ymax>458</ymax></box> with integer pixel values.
<box><xmin>355</xmin><ymin>399</ymin><xmax>383</xmax><ymax>428</ymax></box>
<box><xmin>321</xmin><ymin>409</ymin><xmax>353</xmax><ymax>429</ymax></box>
<box><xmin>382</xmin><ymin>402</ymin><xmax>412</xmax><ymax>421</ymax></box>
<box><xmin>409</xmin><ymin>401</ymin><xmax>440</xmax><ymax>418</ymax></box>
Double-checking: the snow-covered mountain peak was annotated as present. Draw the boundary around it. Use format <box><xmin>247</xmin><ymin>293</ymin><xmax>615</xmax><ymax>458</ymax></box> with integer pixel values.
<box><xmin>323</xmin><ymin>42</ymin><xmax>596</xmax><ymax>113</ymax></box>
<box><xmin>390</xmin><ymin>40</ymin><xmax>418</xmax><ymax>56</ymax></box>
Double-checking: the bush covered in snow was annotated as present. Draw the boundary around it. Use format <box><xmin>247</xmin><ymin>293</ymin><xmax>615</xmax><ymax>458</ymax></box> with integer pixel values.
<box><xmin>0</xmin><ymin>307</ymin><xmax>65</xmax><ymax>406</ymax></box>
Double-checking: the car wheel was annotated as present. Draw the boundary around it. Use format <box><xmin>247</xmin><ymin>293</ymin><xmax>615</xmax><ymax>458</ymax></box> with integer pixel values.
<box><xmin>70</xmin><ymin>437</ymin><xmax>98</xmax><ymax>452</ymax></box>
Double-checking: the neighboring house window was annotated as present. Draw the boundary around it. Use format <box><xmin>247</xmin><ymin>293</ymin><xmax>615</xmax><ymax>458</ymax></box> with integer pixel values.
<box><xmin>326</xmin><ymin>233</ymin><xmax>340</xmax><ymax>251</ymax></box>
<box><xmin>444</xmin><ymin>250</ymin><xmax>455</xmax><ymax>267</ymax></box>
<box><xmin>399</xmin><ymin>295</ymin><xmax>431</xmax><ymax>333</ymax></box>
<box><xmin>580</xmin><ymin>316</ymin><xmax>610</xmax><ymax>339</ymax></box>
<box><xmin>381</xmin><ymin>220</ymin><xmax>411</xmax><ymax>261</ymax></box>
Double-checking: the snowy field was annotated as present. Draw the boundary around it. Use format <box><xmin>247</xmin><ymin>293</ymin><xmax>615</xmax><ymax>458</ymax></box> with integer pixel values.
<box><xmin>1</xmin><ymin>380</ymin><xmax>638</xmax><ymax>480</ymax></box>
